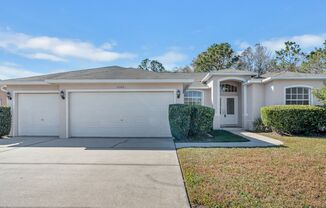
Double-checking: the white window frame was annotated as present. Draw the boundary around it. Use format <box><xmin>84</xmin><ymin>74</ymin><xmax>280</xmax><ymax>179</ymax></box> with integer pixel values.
<box><xmin>284</xmin><ymin>85</ymin><xmax>313</xmax><ymax>105</ymax></box>
<box><xmin>220</xmin><ymin>83</ymin><xmax>238</xmax><ymax>93</ymax></box>
<box><xmin>184</xmin><ymin>90</ymin><xmax>204</xmax><ymax>105</ymax></box>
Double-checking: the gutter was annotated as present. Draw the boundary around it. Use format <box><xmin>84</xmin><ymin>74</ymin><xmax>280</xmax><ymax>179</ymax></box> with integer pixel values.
<box><xmin>0</xmin><ymin>81</ymin><xmax>50</xmax><ymax>85</ymax></box>
<box><xmin>44</xmin><ymin>79</ymin><xmax>195</xmax><ymax>84</ymax></box>
<box><xmin>244</xmin><ymin>76</ymin><xmax>326</xmax><ymax>85</ymax></box>
<box><xmin>0</xmin><ymin>79</ymin><xmax>195</xmax><ymax>85</ymax></box>
<box><xmin>201</xmin><ymin>72</ymin><xmax>257</xmax><ymax>82</ymax></box>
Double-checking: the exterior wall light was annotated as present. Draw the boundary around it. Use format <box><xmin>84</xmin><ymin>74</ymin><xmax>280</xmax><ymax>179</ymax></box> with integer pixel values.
<box><xmin>176</xmin><ymin>89</ymin><xmax>181</xmax><ymax>99</ymax></box>
<box><xmin>6</xmin><ymin>92</ymin><xmax>12</xmax><ymax>100</ymax></box>
<box><xmin>60</xmin><ymin>90</ymin><xmax>65</xmax><ymax>100</ymax></box>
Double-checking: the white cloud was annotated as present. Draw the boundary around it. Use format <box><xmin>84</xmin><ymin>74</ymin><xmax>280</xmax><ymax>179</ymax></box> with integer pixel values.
<box><xmin>261</xmin><ymin>33</ymin><xmax>326</xmax><ymax>51</ymax></box>
<box><xmin>0</xmin><ymin>31</ymin><xmax>136</xmax><ymax>62</ymax></box>
<box><xmin>153</xmin><ymin>51</ymin><xmax>187</xmax><ymax>69</ymax></box>
<box><xmin>0</xmin><ymin>64</ymin><xmax>41</xmax><ymax>80</ymax></box>
<box><xmin>100</xmin><ymin>41</ymin><xmax>117</xmax><ymax>50</ymax></box>
<box><xmin>236</xmin><ymin>41</ymin><xmax>251</xmax><ymax>50</ymax></box>
<box><xmin>24</xmin><ymin>53</ymin><xmax>67</xmax><ymax>62</ymax></box>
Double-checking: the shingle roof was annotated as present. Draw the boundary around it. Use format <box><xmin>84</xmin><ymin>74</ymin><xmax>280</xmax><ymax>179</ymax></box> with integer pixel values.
<box><xmin>261</xmin><ymin>71</ymin><xmax>326</xmax><ymax>79</ymax></box>
<box><xmin>1</xmin><ymin>66</ymin><xmax>208</xmax><ymax>87</ymax></box>
<box><xmin>4</xmin><ymin>66</ymin><xmax>324</xmax><ymax>87</ymax></box>
<box><xmin>4</xmin><ymin>66</ymin><xmax>194</xmax><ymax>81</ymax></box>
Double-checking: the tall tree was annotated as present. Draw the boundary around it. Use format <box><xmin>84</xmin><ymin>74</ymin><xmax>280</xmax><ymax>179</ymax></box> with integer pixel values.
<box><xmin>192</xmin><ymin>43</ymin><xmax>238</xmax><ymax>72</ymax></box>
<box><xmin>313</xmin><ymin>82</ymin><xmax>326</xmax><ymax>105</ymax></box>
<box><xmin>236</xmin><ymin>44</ymin><xmax>273</xmax><ymax>76</ymax></box>
<box><xmin>138</xmin><ymin>59</ymin><xmax>166</xmax><ymax>72</ymax></box>
<box><xmin>302</xmin><ymin>41</ymin><xmax>326</xmax><ymax>73</ymax></box>
<box><xmin>275</xmin><ymin>41</ymin><xmax>306</xmax><ymax>72</ymax></box>
<box><xmin>173</xmin><ymin>66</ymin><xmax>194</xmax><ymax>73</ymax></box>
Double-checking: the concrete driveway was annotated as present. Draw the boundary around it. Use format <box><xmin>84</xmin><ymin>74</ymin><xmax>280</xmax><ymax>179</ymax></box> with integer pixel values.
<box><xmin>0</xmin><ymin>137</ymin><xmax>189</xmax><ymax>208</ymax></box>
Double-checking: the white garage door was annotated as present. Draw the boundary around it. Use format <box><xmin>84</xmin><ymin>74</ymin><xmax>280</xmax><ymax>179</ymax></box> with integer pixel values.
<box><xmin>69</xmin><ymin>91</ymin><xmax>174</xmax><ymax>137</ymax></box>
<box><xmin>18</xmin><ymin>93</ymin><xmax>60</xmax><ymax>136</ymax></box>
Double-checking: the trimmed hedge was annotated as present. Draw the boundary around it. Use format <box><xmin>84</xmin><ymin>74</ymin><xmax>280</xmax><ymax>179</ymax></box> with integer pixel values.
<box><xmin>169</xmin><ymin>104</ymin><xmax>192</xmax><ymax>140</ymax></box>
<box><xmin>189</xmin><ymin>105</ymin><xmax>215</xmax><ymax>136</ymax></box>
<box><xmin>169</xmin><ymin>104</ymin><xmax>215</xmax><ymax>140</ymax></box>
<box><xmin>261</xmin><ymin>105</ymin><xmax>326</xmax><ymax>135</ymax></box>
<box><xmin>252</xmin><ymin>117</ymin><xmax>271</xmax><ymax>133</ymax></box>
<box><xmin>0</xmin><ymin>107</ymin><xmax>11</xmax><ymax>137</ymax></box>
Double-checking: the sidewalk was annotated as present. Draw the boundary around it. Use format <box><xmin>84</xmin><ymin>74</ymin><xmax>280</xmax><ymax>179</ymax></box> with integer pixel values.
<box><xmin>175</xmin><ymin>129</ymin><xmax>283</xmax><ymax>148</ymax></box>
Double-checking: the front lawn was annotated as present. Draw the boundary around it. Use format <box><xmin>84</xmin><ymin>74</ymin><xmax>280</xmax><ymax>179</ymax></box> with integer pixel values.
<box><xmin>175</xmin><ymin>130</ymin><xmax>249</xmax><ymax>143</ymax></box>
<box><xmin>177</xmin><ymin>133</ymin><xmax>326</xmax><ymax>208</ymax></box>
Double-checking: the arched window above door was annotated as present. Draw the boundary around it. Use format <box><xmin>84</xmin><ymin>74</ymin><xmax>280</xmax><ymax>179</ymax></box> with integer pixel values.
<box><xmin>220</xmin><ymin>84</ymin><xmax>237</xmax><ymax>92</ymax></box>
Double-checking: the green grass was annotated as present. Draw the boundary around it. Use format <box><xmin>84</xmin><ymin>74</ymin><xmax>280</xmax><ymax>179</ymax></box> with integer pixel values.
<box><xmin>175</xmin><ymin>130</ymin><xmax>249</xmax><ymax>143</ymax></box>
<box><xmin>177</xmin><ymin>133</ymin><xmax>326</xmax><ymax>208</ymax></box>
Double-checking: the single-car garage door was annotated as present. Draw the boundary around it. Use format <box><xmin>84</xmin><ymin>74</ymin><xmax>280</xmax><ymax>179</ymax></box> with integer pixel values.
<box><xmin>69</xmin><ymin>91</ymin><xmax>174</xmax><ymax>137</ymax></box>
<box><xmin>18</xmin><ymin>93</ymin><xmax>60</xmax><ymax>136</ymax></box>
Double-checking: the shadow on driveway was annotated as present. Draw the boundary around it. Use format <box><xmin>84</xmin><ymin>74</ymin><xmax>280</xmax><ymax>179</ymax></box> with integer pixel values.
<box><xmin>0</xmin><ymin>136</ymin><xmax>176</xmax><ymax>151</ymax></box>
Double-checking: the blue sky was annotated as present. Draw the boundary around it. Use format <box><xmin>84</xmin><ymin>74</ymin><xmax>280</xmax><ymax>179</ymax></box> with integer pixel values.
<box><xmin>0</xmin><ymin>0</ymin><xmax>326</xmax><ymax>79</ymax></box>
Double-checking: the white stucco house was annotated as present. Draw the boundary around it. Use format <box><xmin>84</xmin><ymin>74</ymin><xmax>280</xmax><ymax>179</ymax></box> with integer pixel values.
<box><xmin>1</xmin><ymin>66</ymin><xmax>325</xmax><ymax>138</ymax></box>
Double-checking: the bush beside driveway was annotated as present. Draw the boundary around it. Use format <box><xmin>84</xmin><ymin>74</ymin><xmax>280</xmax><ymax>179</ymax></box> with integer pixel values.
<box><xmin>177</xmin><ymin>133</ymin><xmax>326</xmax><ymax>208</ymax></box>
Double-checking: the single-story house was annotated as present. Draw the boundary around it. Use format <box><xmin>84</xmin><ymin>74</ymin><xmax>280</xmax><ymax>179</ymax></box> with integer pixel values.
<box><xmin>1</xmin><ymin>66</ymin><xmax>325</xmax><ymax>138</ymax></box>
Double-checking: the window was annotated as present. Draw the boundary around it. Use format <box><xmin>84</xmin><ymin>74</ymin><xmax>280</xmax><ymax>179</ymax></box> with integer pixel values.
<box><xmin>184</xmin><ymin>90</ymin><xmax>203</xmax><ymax>105</ymax></box>
<box><xmin>221</xmin><ymin>84</ymin><xmax>237</xmax><ymax>92</ymax></box>
<box><xmin>285</xmin><ymin>87</ymin><xmax>311</xmax><ymax>105</ymax></box>
<box><xmin>226</xmin><ymin>98</ymin><xmax>235</xmax><ymax>114</ymax></box>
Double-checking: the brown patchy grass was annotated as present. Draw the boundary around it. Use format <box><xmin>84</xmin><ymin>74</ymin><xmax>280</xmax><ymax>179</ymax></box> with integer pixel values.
<box><xmin>177</xmin><ymin>133</ymin><xmax>326</xmax><ymax>208</ymax></box>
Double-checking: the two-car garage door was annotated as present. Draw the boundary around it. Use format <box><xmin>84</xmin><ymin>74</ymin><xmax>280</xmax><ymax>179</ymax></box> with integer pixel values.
<box><xmin>17</xmin><ymin>91</ymin><xmax>174</xmax><ymax>137</ymax></box>
<box><xmin>69</xmin><ymin>92</ymin><xmax>174</xmax><ymax>137</ymax></box>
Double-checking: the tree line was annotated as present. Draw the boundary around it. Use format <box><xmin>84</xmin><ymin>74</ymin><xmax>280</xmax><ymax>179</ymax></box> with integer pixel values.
<box><xmin>139</xmin><ymin>41</ymin><xmax>326</xmax><ymax>75</ymax></box>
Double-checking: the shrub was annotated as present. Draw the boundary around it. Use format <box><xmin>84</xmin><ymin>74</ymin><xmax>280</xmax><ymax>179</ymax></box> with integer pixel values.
<box><xmin>253</xmin><ymin>118</ymin><xmax>271</xmax><ymax>133</ymax></box>
<box><xmin>169</xmin><ymin>104</ymin><xmax>215</xmax><ymax>140</ymax></box>
<box><xmin>189</xmin><ymin>105</ymin><xmax>215</xmax><ymax>136</ymax></box>
<box><xmin>0</xmin><ymin>106</ymin><xmax>11</xmax><ymax>137</ymax></box>
<box><xmin>313</xmin><ymin>84</ymin><xmax>326</xmax><ymax>106</ymax></box>
<box><xmin>261</xmin><ymin>105</ymin><xmax>326</xmax><ymax>135</ymax></box>
<box><xmin>169</xmin><ymin>104</ymin><xmax>192</xmax><ymax>140</ymax></box>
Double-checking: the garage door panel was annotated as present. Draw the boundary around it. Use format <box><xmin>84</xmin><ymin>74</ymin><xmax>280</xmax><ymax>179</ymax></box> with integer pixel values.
<box><xmin>18</xmin><ymin>94</ymin><xmax>60</xmax><ymax>136</ymax></box>
<box><xmin>69</xmin><ymin>92</ymin><xmax>174</xmax><ymax>137</ymax></box>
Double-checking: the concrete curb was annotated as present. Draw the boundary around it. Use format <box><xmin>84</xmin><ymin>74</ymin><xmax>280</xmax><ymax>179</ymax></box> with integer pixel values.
<box><xmin>175</xmin><ymin>130</ymin><xmax>283</xmax><ymax>149</ymax></box>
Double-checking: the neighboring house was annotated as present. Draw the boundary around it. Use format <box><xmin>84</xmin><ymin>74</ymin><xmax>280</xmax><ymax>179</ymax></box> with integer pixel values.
<box><xmin>1</xmin><ymin>66</ymin><xmax>325</xmax><ymax>138</ymax></box>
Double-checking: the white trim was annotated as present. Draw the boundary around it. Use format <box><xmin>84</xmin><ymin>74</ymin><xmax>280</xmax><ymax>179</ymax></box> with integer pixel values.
<box><xmin>12</xmin><ymin>91</ymin><xmax>60</xmax><ymax>137</ymax></box>
<box><xmin>218</xmin><ymin>77</ymin><xmax>247</xmax><ymax>82</ymax></box>
<box><xmin>262</xmin><ymin>77</ymin><xmax>326</xmax><ymax>83</ymax></box>
<box><xmin>216</xmin><ymin>80</ymin><xmax>221</xmax><ymax>129</ymax></box>
<box><xmin>12</xmin><ymin>90</ymin><xmax>59</xmax><ymax>94</ymax></box>
<box><xmin>214</xmin><ymin>77</ymin><xmax>246</xmax><ymax>129</ymax></box>
<box><xmin>188</xmin><ymin>86</ymin><xmax>210</xmax><ymax>89</ymax></box>
<box><xmin>201</xmin><ymin>72</ymin><xmax>256</xmax><ymax>82</ymax></box>
<box><xmin>184</xmin><ymin>89</ymin><xmax>204</xmax><ymax>105</ymax></box>
<box><xmin>45</xmin><ymin>79</ymin><xmax>194</xmax><ymax>84</ymax></box>
<box><xmin>245</xmin><ymin>76</ymin><xmax>326</xmax><ymax>85</ymax></box>
<box><xmin>244</xmin><ymin>79</ymin><xmax>263</xmax><ymax>85</ymax></box>
<box><xmin>1</xmin><ymin>79</ymin><xmax>194</xmax><ymax>85</ymax></box>
<box><xmin>243</xmin><ymin>84</ymin><xmax>248</xmax><ymax>116</ymax></box>
<box><xmin>0</xmin><ymin>81</ymin><xmax>50</xmax><ymax>85</ymax></box>
<box><xmin>65</xmin><ymin>89</ymin><xmax>177</xmax><ymax>138</ymax></box>
<box><xmin>283</xmin><ymin>85</ymin><xmax>313</xmax><ymax>105</ymax></box>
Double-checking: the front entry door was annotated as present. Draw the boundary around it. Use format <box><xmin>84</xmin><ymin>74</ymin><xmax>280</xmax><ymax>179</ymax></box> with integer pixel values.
<box><xmin>220</xmin><ymin>96</ymin><xmax>238</xmax><ymax>126</ymax></box>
